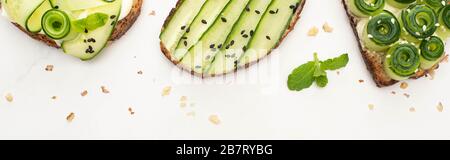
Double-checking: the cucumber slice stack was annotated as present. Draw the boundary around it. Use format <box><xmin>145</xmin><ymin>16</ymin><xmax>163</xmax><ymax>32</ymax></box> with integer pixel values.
<box><xmin>161</xmin><ymin>0</ymin><xmax>305</xmax><ymax>76</ymax></box>
<box><xmin>348</xmin><ymin>0</ymin><xmax>449</xmax><ymax>79</ymax></box>
<box><xmin>1</xmin><ymin>0</ymin><xmax>124</xmax><ymax>60</ymax></box>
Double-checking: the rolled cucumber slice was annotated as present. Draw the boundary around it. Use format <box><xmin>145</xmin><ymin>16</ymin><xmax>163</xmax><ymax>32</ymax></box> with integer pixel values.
<box><xmin>174</xmin><ymin>0</ymin><xmax>231</xmax><ymax>61</ymax></box>
<box><xmin>179</xmin><ymin>0</ymin><xmax>251</xmax><ymax>74</ymax></box>
<box><xmin>160</xmin><ymin>0</ymin><xmax>207</xmax><ymax>56</ymax></box>
<box><xmin>2</xmin><ymin>0</ymin><xmax>46</xmax><ymax>28</ymax></box>
<box><xmin>61</xmin><ymin>0</ymin><xmax>122</xmax><ymax>60</ymax></box>
<box><xmin>238</xmin><ymin>0</ymin><xmax>302</xmax><ymax>67</ymax></box>
<box><xmin>208</xmin><ymin>0</ymin><xmax>273</xmax><ymax>75</ymax></box>
<box><xmin>26</xmin><ymin>0</ymin><xmax>53</xmax><ymax>33</ymax></box>
<box><xmin>49</xmin><ymin>0</ymin><xmax>111</xmax><ymax>11</ymax></box>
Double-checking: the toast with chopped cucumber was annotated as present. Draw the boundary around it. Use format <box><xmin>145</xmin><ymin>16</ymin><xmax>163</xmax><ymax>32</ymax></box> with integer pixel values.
<box><xmin>0</xmin><ymin>0</ymin><xmax>143</xmax><ymax>60</ymax></box>
<box><xmin>342</xmin><ymin>0</ymin><xmax>449</xmax><ymax>87</ymax></box>
<box><xmin>160</xmin><ymin>0</ymin><xmax>306</xmax><ymax>76</ymax></box>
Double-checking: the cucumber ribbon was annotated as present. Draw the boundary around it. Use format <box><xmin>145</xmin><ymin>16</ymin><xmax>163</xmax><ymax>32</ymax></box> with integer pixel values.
<box><xmin>401</xmin><ymin>4</ymin><xmax>438</xmax><ymax>39</ymax></box>
<box><xmin>387</xmin><ymin>0</ymin><xmax>415</xmax><ymax>8</ymax></box>
<box><xmin>384</xmin><ymin>43</ymin><xmax>420</xmax><ymax>80</ymax></box>
<box><xmin>42</xmin><ymin>9</ymin><xmax>72</xmax><ymax>39</ymax></box>
<box><xmin>349</xmin><ymin>0</ymin><xmax>385</xmax><ymax>17</ymax></box>
<box><xmin>363</xmin><ymin>11</ymin><xmax>401</xmax><ymax>51</ymax></box>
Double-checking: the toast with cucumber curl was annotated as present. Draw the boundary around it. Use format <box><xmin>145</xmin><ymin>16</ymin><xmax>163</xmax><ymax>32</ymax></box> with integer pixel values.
<box><xmin>0</xmin><ymin>0</ymin><xmax>143</xmax><ymax>60</ymax></box>
<box><xmin>342</xmin><ymin>0</ymin><xmax>449</xmax><ymax>87</ymax></box>
<box><xmin>160</xmin><ymin>0</ymin><xmax>306</xmax><ymax>77</ymax></box>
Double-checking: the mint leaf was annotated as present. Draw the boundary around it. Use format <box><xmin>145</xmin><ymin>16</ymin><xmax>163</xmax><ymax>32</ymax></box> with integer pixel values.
<box><xmin>313</xmin><ymin>53</ymin><xmax>326</xmax><ymax>77</ymax></box>
<box><xmin>321</xmin><ymin>54</ymin><xmax>349</xmax><ymax>71</ymax></box>
<box><xmin>315</xmin><ymin>75</ymin><xmax>328</xmax><ymax>88</ymax></box>
<box><xmin>72</xmin><ymin>13</ymin><xmax>109</xmax><ymax>33</ymax></box>
<box><xmin>287</xmin><ymin>61</ymin><xmax>316</xmax><ymax>91</ymax></box>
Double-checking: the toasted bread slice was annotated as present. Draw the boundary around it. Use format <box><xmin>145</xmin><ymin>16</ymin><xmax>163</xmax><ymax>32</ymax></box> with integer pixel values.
<box><xmin>342</xmin><ymin>0</ymin><xmax>447</xmax><ymax>87</ymax></box>
<box><xmin>160</xmin><ymin>0</ymin><xmax>307</xmax><ymax>77</ymax></box>
<box><xmin>1</xmin><ymin>0</ymin><xmax>143</xmax><ymax>48</ymax></box>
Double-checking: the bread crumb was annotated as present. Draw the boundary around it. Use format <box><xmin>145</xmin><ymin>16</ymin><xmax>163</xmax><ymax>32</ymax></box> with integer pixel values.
<box><xmin>81</xmin><ymin>90</ymin><xmax>88</xmax><ymax>97</ymax></box>
<box><xmin>368</xmin><ymin>104</ymin><xmax>375</xmax><ymax>111</ymax></box>
<box><xmin>336</xmin><ymin>71</ymin><xmax>340</xmax><ymax>75</ymax></box>
<box><xmin>437</xmin><ymin>102</ymin><xmax>444</xmax><ymax>112</ymax></box>
<box><xmin>162</xmin><ymin>86</ymin><xmax>172</xmax><ymax>96</ymax></box>
<box><xmin>307</xmin><ymin>26</ymin><xmax>319</xmax><ymax>36</ymax></box>
<box><xmin>322</xmin><ymin>23</ymin><xmax>334</xmax><ymax>33</ymax></box>
<box><xmin>443</xmin><ymin>55</ymin><xmax>448</xmax><ymax>63</ymax></box>
<box><xmin>180</xmin><ymin>96</ymin><xmax>187</xmax><ymax>102</ymax></box>
<box><xmin>403</xmin><ymin>93</ymin><xmax>411</xmax><ymax>98</ymax></box>
<box><xmin>400</xmin><ymin>82</ymin><xmax>408</xmax><ymax>89</ymax></box>
<box><xmin>101</xmin><ymin>86</ymin><xmax>110</xmax><ymax>94</ymax></box>
<box><xmin>149</xmin><ymin>10</ymin><xmax>156</xmax><ymax>16</ymax></box>
<box><xmin>391</xmin><ymin>91</ymin><xmax>396</xmax><ymax>95</ymax></box>
<box><xmin>51</xmin><ymin>96</ymin><xmax>57</xmax><ymax>100</ymax></box>
<box><xmin>428</xmin><ymin>69</ymin><xmax>436</xmax><ymax>80</ymax></box>
<box><xmin>409</xmin><ymin>107</ymin><xmax>416</xmax><ymax>112</ymax></box>
<box><xmin>5</xmin><ymin>93</ymin><xmax>13</xmax><ymax>102</ymax></box>
<box><xmin>66</xmin><ymin>112</ymin><xmax>75</xmax><ymax>123</ymax></box>
<box><xmin>128</xmin><ymin>107</ymin><xmax>135</xmax><ymax>115</ymax></box>
<box><xmin>209</xmin><ymin>115</ymin><xmax>221</xmax><ymax>125</ymax></box>
<box><xmin>137</xmin><ymin>70</ymin><xmax>143</xmax><ymax>75</ymax></box>
<box><xmin>186</xmin><ymin>111</ymin><xmax>196</xmax><ymax>117</ymax></box>
<box><xmin>45</xmin><ymin>65</ymin><xmax>54</xmax><ymax>71</ymax></box>
<box><xmin>358</xmin><ymin>80</ymin><xmax>364</xmax><ymax>83</ymax></box>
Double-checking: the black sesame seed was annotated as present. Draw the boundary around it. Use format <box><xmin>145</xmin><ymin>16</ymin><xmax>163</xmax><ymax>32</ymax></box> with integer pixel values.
<box><xmin>245</xmin><ymin>7</ymin><xmax>250</xmax><ymax>12</ymax></box>
<box><xmin>269</xmin><ymin>10</ymin><xmax>276</xmax><ymax>14</ymax></box>
<box><xmin>250</xmin><ymin>30</ymin><xmax>254</xmax><ymax>36</ymax></box>
<box><xmin>84</xmin><ymin>29</ymin><xmax>89</xmax><ymax>33</ymax></box>
<box><xmin>255</xmin><ymin>10</ymin><xmax>260</xmax><ymax>14</ymax></box>
<box><xmin>110</xmin><ymin>15</ymin><xmax>116</xmax><ymax>19</ymax></box>
<box><xmin>241</xmin><ymin>30</ymin><xmax>245</xmax><ymax>35</ymax></box>
<box><xmin>243</xmin><ymin>46</ymin><xmax>247</xmax><ymax>51</ymax></box>
<box><xmin>181</xmin><ymin>36</ymin><xmax>187</xmax><ymax>39</ymax></box>
<box><xmin>217</xmin><ymin>44</ymin><xmax>223</xmax><ymax>49</ymax></box>
<box><xmin>266</xmin><ymin>36</ymin><xmax>271</xmax><ymax>40</ymax></box>
<box><xmin>181</xmin><ymin>26</ymin><xmax>186</xmax><ymax>30</ymax></box>
<box><xmin>225</xmin><ymin>45</ymin><xmax>230</xmax><ymax>49</ymax></box>
<box><xmin>230</xmin><ymin>40</ymin><xmax>235</xmax><ymax>46</ymax></box>
<box><xmin>201</xmin><ymin>19</ymin><xmax>207</xmax><ymax>24</ymax></box>
<box><xmin>111</xmin><ymin>21</ymin><xmax>116</xmax><ymax>26</ymax></box>
<box><xmin>221</xmin><ymin>17</ymin><xmax>227</xmax><ymax>23</ymax></box>
<box><xmin>186</xmin><ymin>27</ymin><xmax>190</xmax><ymax>33</ymax></box>
<box><xmin>54</xmin><ymin>6</ymin><xmax>59</xmax><ymax>9</ymax></box>
<box><xmin>243</xmin><ymin>34</ymin><xmax>249</xmax><ymax>38</ymax></box>
<box><xmin>210</xmin><ymin>44</ymin><xmax>215</xmax><ymax>48</ymax></box>
<box><xmin>183</xmin><ymin>41</ymin><xmax>188</xmax><ymax>47</ymax></box>
<box><xmin>290</xmin><ymin>5</ymin><xmax>295</xmax><ymax>9</ymax></box>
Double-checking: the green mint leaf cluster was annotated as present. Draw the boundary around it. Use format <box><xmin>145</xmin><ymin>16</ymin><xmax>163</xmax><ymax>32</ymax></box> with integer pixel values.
<box><xmin>73</xmin><ymin>12</ymin><xmax>109</xmax><ymax>33</ymax></box>
<box><xmin>288</xmin><ymin>53</ymin><xmax>349</xmax><ymax>91</ymax></box>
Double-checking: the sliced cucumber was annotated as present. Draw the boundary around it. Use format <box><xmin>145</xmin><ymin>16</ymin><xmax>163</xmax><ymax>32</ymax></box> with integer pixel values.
<box><xmin>49</xmin><ymin>0</ymin><xmax>110</xmax><ymax>11</ymax></box>
<box><xmin>2</xmin><ymin>0</ymin><xmax>46</xmax><ymax>28</ymax></box>
<box><xmin>179</xmin><ymin>0</ymin><xmax>251</xmax><ymax>74</ymax></box>
<box><xmin>238</xmin><ymin>0</ymin><xmax>302</xmax><ymax>67</ymax></box>
<box><xmin>208</xmin><ymin>0</ymin><xmax>273</xmax><ymax>75</ymax></box>
<box><xmin>348</xmin><ymin>0</ymin><xmax>385</xmax><ymax>18</ymax></box>
<box><xmin>42</xmin><ymin>9</ymin><xmax>78</xmax><ymax>40</ymax></box>
<box><xmin>386</xmin><ymin>0</ymin><xmax>415</xmax><ymax>8</ymax></box>
<box><xmin>160</xmin><ymin>0</ymin><xmax>207</xmax><ymax>56</ymax></box>
<box><xmin>174</xmin><ymin>0</ymin><xmax>231</xmax><ymax>61</ymax></box>
<box><xmin>26</xmin><ymin>0</ymin><xmax>53</xmax><ymax>33</ymax></box>
<box><xmin>61</xmin><ymin>0</ymin><xmax>122</xmax><ymax>60</ymax></box>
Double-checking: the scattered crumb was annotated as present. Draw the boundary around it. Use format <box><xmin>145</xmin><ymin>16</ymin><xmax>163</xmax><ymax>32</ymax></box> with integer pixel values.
<box><xmin>161</xmin><ymin>86</ymin><xmax>172</xmax><ymax>96</ymax></box>
<box><xmin>180</xmin><ymin>96</ymin><xmax>187</xmax><ymax>102</ymax></box>
<box><xmin>358</xmin><ymin>80</ymin><xmax>364</xmax><ymax>83</ymax></box>
<box><xmin>209</xmin><ymin>115</ymin><xmax>221</xmax><ymax>125</ymax></box>
<box><xmin>437</xmin><ymin>102</ymin><xmax>444</xmax><ymax>112</ymax></box>
<box><xmin>51</xmin><ymin>96</ymin><xmax>57</xmax><ymax>100</ymax></box>
<box><xmin>128</xmin><ymin>107</ymin><xmax>135</xmax><ymax>115</ymax></box>
<box><xmin>66</xmin><ymin>112</ymin><xmax>75</xmax><ymax>123</ymax></box>
<box><xmin>45</xmin><ymin>65</ymin><xmax>54</xmax><ymax>71</ymax></box>
<box><xmin>428</xmin><ymin>69</ymin><xmax>436</xmax><ymax>80</ymax></box>
<box><xmin>336</xmin><ymin>71</ymin><xmax>340</xmax><ymax>75</ymax></box>
<box><xmin>403</xmin><ymin>93</ymin><xmax>411</xmax><ymax>98</ymax></box>
<box><xmin>5</xmin><ymin>93</ymin><xmax>13</xmax><ymax>102</ymax></box>
<box><xmin>368</xmin><ymin>104</ymin><xmax>375</xmax><ymax>111</ymax></box>
<box><xmin>81</xmin><ymin>90</ymin><xmax>88</xmax><ymax>97</ymax></box>
<box><xmin>137</xmin><ymin>70</ymin><xmax>143</xmax><ymax>75</ymax></box>
<box><xmin>409</xmin><ymin>107</ymin><xmax>416</xmax><ymax>112</ymax></box>
<box><xmin>322</xmin><ymin>22</ymin><xmax>334</xmax><ymax>33</ymax></box>
<box><xmin>400</xmin><ymin>82</ymin><xmax>408</xmax><ymax>89</ymax></box>
<box><xmin>307</xmin><ymin>26</ymin><xmax>319</xmax><ymax>36</ymax></box>
<box><xmin>186</xmin><ymin>111</ymin><xmax>196</xmax><ymax>117</ymax></box>
<box><xmin>443</xmin><ymin>55</ymin><xmax>448</xmax><ymax>63</ymax></box>
<box><xmin>149</xmin><ymin>10</ymin><xmax>156</xmax><ymax>16</ymax></box>
<box><xmin>101</xmin><ymin>86</ymin><xmax>110</xmax><ymax>94</ymax></box>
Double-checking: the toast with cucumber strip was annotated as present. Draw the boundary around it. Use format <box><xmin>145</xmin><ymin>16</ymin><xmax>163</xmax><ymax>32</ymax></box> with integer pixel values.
<box><xmin>342</xmin><ymin>0</ymin><xmax>449</xmax><ymax>87</ymax></box>
<box><xmin>0</xmin><ymin>0</ymin><xmax>143</xmax><ymax>60</ymax></box>
<box><xmin>160</xmin><ymin>0</ymin><xmax>306</xmax><ymax>77</ymax></box>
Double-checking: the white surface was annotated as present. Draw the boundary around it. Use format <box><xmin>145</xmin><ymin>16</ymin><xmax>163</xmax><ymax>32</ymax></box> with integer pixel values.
<box><xmin>0</xmin><ymin>0</ymin><xmax>449</xmax><ymax>140</ymax></box>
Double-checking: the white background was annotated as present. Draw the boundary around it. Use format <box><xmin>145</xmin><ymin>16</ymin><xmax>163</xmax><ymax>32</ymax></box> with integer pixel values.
<box><xmin>0</xmin><ymin>0</ymin><xmax>449</xmax><ymax>140</ymax></box>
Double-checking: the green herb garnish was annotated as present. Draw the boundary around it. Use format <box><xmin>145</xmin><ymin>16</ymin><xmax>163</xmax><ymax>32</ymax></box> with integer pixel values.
<box><xmin>73</xmin><ymin>12</ymin><xmax>109</xmax><ymax>33</ymax></box>
<box><xmin>288</xmin><ymin>53</ymin><xmax>349</xmax><ymax>91</ymax></box>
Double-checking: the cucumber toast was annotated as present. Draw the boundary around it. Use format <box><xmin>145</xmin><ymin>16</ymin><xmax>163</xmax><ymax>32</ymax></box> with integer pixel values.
<box><xmin>342</xmin><ymin>0</ymin><xmax>449</xmax><ymax>87</ymax></box>
<box><xmin>0</xmin><ymin>0</ymin><xmax>143</xmax><ymax>60</ymax></box>
<box><xmin>160</xmin><ymin>0</ymin><xmax>306</xmax><ymax>76</ymax></box>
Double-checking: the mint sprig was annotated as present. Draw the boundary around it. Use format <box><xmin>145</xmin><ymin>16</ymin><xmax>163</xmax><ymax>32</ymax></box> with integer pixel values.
<box><xmin>288</xmin><ymin>53</ymin><xmax>349</xmax><ymax>91</ymax></box>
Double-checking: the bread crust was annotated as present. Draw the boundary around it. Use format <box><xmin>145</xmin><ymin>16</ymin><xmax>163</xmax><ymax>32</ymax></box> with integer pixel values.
<box><xmin>160</xmin><ymin>0</ymin><xmax>307</xmax><ymax>77</ymax></box>
<box><xmin>1</xmin><ymin>0</ymin><xmax>143</xmax><ymax>48</ymax></box>
<box><xmin>342</xmin><ymin>0</ymin><xmax>447</xmax><ymax>87</ymax></box>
